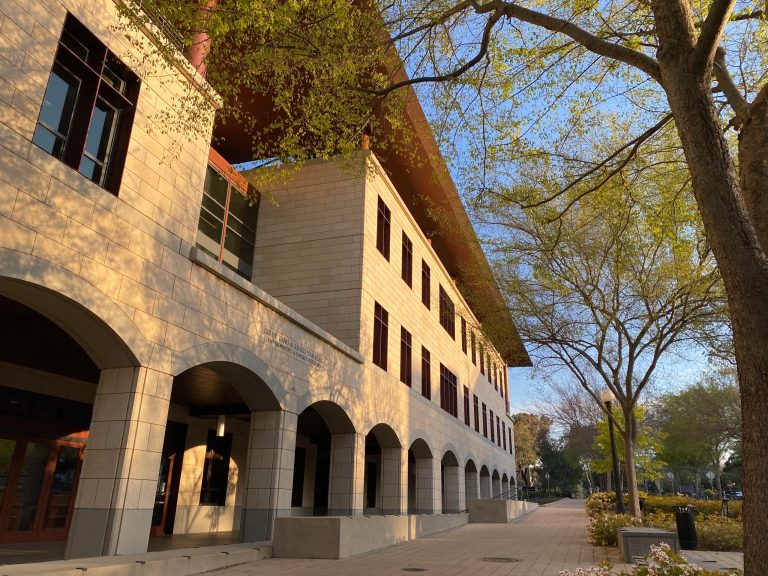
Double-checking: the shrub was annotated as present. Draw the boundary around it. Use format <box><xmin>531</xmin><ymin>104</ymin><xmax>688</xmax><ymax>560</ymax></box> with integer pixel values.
<box><xmin>587</xmin><ymin>512</ymin><xmax>643</xmax><ymax>546</ymax></box>
<box><xmin>559</xmin><ymin>543</ymin><xmax>742</xmax><ymax>576</ymax></box>
<box><xmin>696</xmin><ymin>515</ymin><xmax>743</xmax><ymax>551</ymax></box>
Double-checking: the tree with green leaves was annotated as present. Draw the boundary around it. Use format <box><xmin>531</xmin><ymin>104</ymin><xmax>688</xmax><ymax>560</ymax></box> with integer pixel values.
<box><xmin>656</xmin><ymin>369</ymin><xmax>741</xmax><ymax>494</ymax></box>
<box><xmin>512</xmin><ymin>412</ymin><xmax>551</xmax><ymax>486</ymax></box>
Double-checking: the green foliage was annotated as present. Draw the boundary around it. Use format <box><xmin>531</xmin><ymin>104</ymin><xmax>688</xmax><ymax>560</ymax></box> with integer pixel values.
<box><xmin>587</xmin><ymin>512</ymin><xmax>643</xmax><ymax>546</ymax></box>
<box><xmin>513</xmin><ymin>412</ymin><xmax>551</xmax><ymax>476</ymax></box>
<box><xmin>593</xmin><ymin>406</ymin><xmax>666</xmax><ymax>479</ymax></box>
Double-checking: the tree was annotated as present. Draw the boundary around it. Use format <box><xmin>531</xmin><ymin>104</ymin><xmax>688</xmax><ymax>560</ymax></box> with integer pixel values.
<box><xmin>120</xmin><ymin>1</ymin><xmax>768</xmax><ymax>571</ymax></box>
<box><xmin>656</xmin><ymin>369</ymin><xmax>741</xmax><ymax>494</ymax></box>
<box><xmin>538</xmin><ymin>435</ymin><xmax>584</xmax><ymax>496</ymax></box>
<box><xmin>512</xmin><ymin>412</ymin><xmax>551</xmax><ymax>486</ymax></box>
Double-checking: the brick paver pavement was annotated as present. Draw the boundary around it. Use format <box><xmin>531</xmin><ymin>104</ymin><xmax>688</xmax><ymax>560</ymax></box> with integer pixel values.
<box><xmin>214</xmin><ymin>499</ymin><xmax>624</xmax><ymax>576</ymax></box>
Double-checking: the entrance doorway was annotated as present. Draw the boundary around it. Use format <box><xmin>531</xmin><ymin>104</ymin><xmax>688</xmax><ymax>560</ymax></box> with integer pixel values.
<box><xmin>151</xmin><ymin>421</ymin><xmax>188</xmax><ymax>535</ymax></box>
<box><xmin>0</xmin><ymin>437</ymin><xmax>85</xmax><ymax>542</ymax></box>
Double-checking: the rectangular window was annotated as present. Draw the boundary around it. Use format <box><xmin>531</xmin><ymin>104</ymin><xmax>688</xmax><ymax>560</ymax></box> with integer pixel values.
<box><xmin>421</xmin><ymin>260</ymin><xmax>430</xmax><ymax>309</ymax></box>
<box><xmin>473</xmin><ymin>395</ymin><xmax>479</xmax><ymax>432</ymax></box>
<box><xmin>373</xmin><ymin>303</ymin><xmax>388</xmax><ymax>370</ymax></box>
<box><xmin>461</xmin><ymin>318</ymin><xmax>467</xmax><ymax>354</ymax></box>
<box><xmin>200</xmin><ymin>429</ymin><xmax>233</xmax><ymax>506</ymax></box>
<box><xmin>492</xmin><ymin>363</ymin><xmax>497</xmax><ymax>390</ymax></box>
<box><xmin>509</xmin><ymin>429</ymin><xmax>513</xmax><ymax>454</ymax></box>
<box><xmin>439</xmin><ymin>364</ymin><xmax>458</xmax><ymax>418</ymax></box>
<box><xmin>376</xmin><ymin>197</ymin><xmax>391</xmax><ymax>259</ymax></box>
<box><xmin>401</xmin><ymin>233</ymin><xmax>413</xmax><ymax>287</ymax></box>
<box><xmin>490</xmin><ymin>409</ymin><xmax>495</xmax><ymax>442</ymax></box>
<box><xmin>33</xmin><ymin>14</ymin><xmax>140</xmax><ymax>194</ymax></box>
<box><xmin>482</xmin><ymin>403</ymin><xmax>487</xmax><ymax>437</ymax></box>
<box><xmin>463</xmin><ymin>386</ymin><xmax>470</xmax><ymax>426</ymax></box>
<box><xmin>197</xmin><ymin>149</ymin><xmax>260</xmax><ymax>279</ymax></box>
<box><xmin>471</xmin><ymin>332</ymin><xmax>476</xmax><ymax>365</ymax></box>
<box><xmin>497</xmin><ymin>417</ymin><xmax>502</xmax><ymax>447</ymax></box>
<box><xmin>439</xmin><ymin>286</ymin><xmax>455</xmax><ymax>338</ymax></box>
<box><xmin>502</xmin><ymin>422</ymin><xmax>507</xmax><ymax>450</ymax></box>
<box><xmin>421</xmin><ymin>346</ymin><xmax>431</xmax><ymax>399</ymax></box>
<box><xmin>487</xmin><ymin>354</ymin><xmax>492</xmax><ymax>382</ymax></box>
<box><xmin>479</xmin><ymin>343</ymin><xmax>485</xmax><ymax>375</ymax></box>
<box><xmin>400</xmin><ymin>327</ymin><xmax>412</xmax><ymax>386</ymax></box>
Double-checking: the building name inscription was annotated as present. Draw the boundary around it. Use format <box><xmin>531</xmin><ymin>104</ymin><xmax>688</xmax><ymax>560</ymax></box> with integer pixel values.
<box><xmin>262</xmin><ymin>326</ymin><xmax>324</xmax><ymax>368</ymax></box>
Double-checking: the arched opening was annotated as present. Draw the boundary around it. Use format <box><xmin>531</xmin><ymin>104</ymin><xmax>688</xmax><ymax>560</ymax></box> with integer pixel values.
<box><xmin>479</xmin><ymin>465</ymin><xmax>491</xmax><ymax>499</ymax></box>
<box><xmin>501</xmin><ymin>473</ymin><xmax>509</xmax><ymax>499</ymax></box>
<box><xmin>364</xmin><ymin>424</ymin><xmax>402</xmax><ymax>515</ymax></box>
<box><xmin>492</xmin><ymin>470</ymin><xmax>501</xmax><ymax>497</ymax></box>
<box><xmin>440</xmin><ymin>451</ymin><xmax>461</xmax><ymax>513</ymax></box>
<box><xmin>407</xmin><ymin>439</ymin><xmax>434</xmax><ymax>514</ymax></box>
<box><xmin>0</xmin><ymin>282</ymin><xmax>141</xmax><ymax>559</ymax></box>
<box><xmin>293</xmin><ymin>401</ymin><xmax>356</xmax><ymax>517</ymax></box>
<box><xmin>464</xmin><ymin>459</ymin><xmax>479</xmax><ymax>503</ymax></box>
<box><xmin>156</xmin><ymin>361</ymin><xmax>280</xmax><ymax>545</ymax></box>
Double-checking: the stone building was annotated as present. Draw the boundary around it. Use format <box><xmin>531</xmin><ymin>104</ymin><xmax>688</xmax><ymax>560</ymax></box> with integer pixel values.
<box><xmin>0</xmin><ymin>0</ymin><xmax>529</xmax><ymax>559</ymax></box>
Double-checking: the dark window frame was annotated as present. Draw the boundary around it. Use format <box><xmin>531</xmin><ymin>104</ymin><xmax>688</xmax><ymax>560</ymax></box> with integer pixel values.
<box><xmin>401</xmin><ymin>233</ymin><xmax>413</xmax><ymax>287</ymax></box>
<box><xmin>421</xmin><ymin>260</ymin><xmax>430</xmax><ymax>309</ymax></box>
<box><xmin>439</xmin><ymin>364</ymin><xmax>458</xmax><ymax>418</ymax></box>
<box><xmin>200</xmin><ymin>429</ymin><xmax>233</xmax><ymax>506</ymax></box>
<box><xmin>376</xmin><ymin>197</ymin><xmax>391</xmax><ymax>260</ymax></box>
<box><xmin>421</xmin><ymin>346</ymin><xmax>431</xmax><ymax>399</ymax></box>
<box><xmin>463</xmin><ymin>386</ymin><xmax>470</xmax><ymax>426</ymax></box>
<box><xmin>471</xmin><ymin>332</ymin><xmax>476</xmax><ymax>365</ymax></box>
<box><xmin>473</xmin><ymin>395</ymin><xmax>479</xmax><ymax>433</ymax></box>
<box><xmin>400</xmin><ymin>327</ymin><xmax>412</xmax><ymax>386</ymax></box>
<box><xmin>373</xmin><ymin>302</ymin><xmax>388</xmax><ymax>370</ymax></box>
<box><xmin>482</xmin><ymin>403</ymin><xmax>487</xmax><ymax>437</ymax></box>
<box><xmin>33</xmin><ymin>13</ymin><xmax>140</xmax><ymax>195</ymax></box>
<box><xmin>502</xmin><ymin>422</ymin><xmax>507</xmax><ymax>450</ymax></box>
<box><xmin>439</xmin><ymin>285</ymin><xmax>455</xmax><ymax>339</ymax></box>
<box><xmin>490</xmin><ymin>409</ymin><xmax>495</xmax><ymax>442</ymax></box>
<box><xmin>461</xmin><ymin>318</ymin><xmax>467</xmax><ymax>354</ymax></box>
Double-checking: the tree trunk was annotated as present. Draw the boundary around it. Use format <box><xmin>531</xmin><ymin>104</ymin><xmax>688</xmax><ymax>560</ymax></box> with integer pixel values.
<box><xmin>652</xmin><ymin>3</ymin><xmax>768</xmax><ymax>572</ymax></box>
<box><xmin>622</xmin><ymin>410</ymin><xmax>641</xmax><ymax>517</ymax></box>
<box><xmin>739</xmin><ymin>95</ymin><xmax>768</xmax><ymax>254</ymax></box>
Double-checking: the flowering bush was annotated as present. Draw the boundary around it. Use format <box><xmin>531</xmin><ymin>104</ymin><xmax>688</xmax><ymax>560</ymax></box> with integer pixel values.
<box><xmin>559</xmin><ymin>543</ymin><xmax>742</xmax><ymax>576</ymax></box>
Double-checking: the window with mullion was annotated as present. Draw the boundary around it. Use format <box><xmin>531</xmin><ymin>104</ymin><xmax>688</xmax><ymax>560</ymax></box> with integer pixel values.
<box><xmin>497</xmin><ymin>416</ymin><xmax>501</xmax><ymax>447</ymax></box>
<box><xmin>400</xmin><ymin>327</ymin><xmax>412</xmax><ymax>386</ymax></box>
<box><xmin>439</xmin><ymin>364</ymin><xmax>458</xmax><ymax>417</ymax></box>
<box><xmin>376</xmin><ymin>197</ymin><xmax>391</xmax><ymax>260</ymax></box>
<box><xmin>482</xmin><ymin>403</ymin><xmax>487</xmax><ymax>437</ymax></box>
<box><xmin>463</xmin><ymin>386</ymin><xmax>470</xmax><ymax>426</ymax></box>
<box><xmin>490</xmin><ymin>409</ymin><xmax>495</xmax><ymax>442</ymax></box>
<box><xmin>421</xmin><ymin>346</ymin><xmax>431</xmax><ymax>399</ymax></box>
<box><xmin>421</xmin><ymin>260</ymin><xmax>430</xmax><ymax>309</ymax></box>
<box><xmin>473</xmin><ymin>395</ymin><xmax>479</xmax><ymax>432</ymax></box>
<box><xmin>479</xmin><ymin>343</ymin><xmax>485</xmax><ymax>375</ymax></box>
<box><xmin>461</xmin><ymin>318</ymin><xmax>467</xmax><ymax>354</ymax></box>
<box><xmin>502</xmin><ymin>422</ymin><xmax>507</xmax><ymax>450</ymax></box>
<box><xmin>471</xmin><ymin>332</ymin><xmax>476</xmax><ymax>365</ymax></box>
<box><xmin>439</xmin><ymin>286</ymin><xmax>455</xmax><ymax>338</ymax></box>
<box><xmin>401</xmin><ymin>233</ymin><xmax>413</xmax><ymax>287</ymax></box>
<box><xmin>373</xmin><ymin>302</ymin><xmax>389</xmax><ymax>370</ymax></box>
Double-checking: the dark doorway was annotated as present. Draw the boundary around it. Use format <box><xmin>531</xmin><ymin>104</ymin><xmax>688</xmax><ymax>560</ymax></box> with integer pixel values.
<box><xmin>151</xmin><ymin>421</ymin><xmax>188</xmax><ymax>535</ymax></box>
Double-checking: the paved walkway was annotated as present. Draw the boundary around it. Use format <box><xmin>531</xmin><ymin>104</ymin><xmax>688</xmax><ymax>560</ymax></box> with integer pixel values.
<box><xmin>217</xmin><ymin>500</ymin><xmax>623</xmax><ymax>576</ymax></box>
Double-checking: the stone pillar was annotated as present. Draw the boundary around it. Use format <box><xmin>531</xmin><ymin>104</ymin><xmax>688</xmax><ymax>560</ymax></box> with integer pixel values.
<box><xmin>241</xmin><ymin>410</ymin><xmax>297</xmax><ymax>541</ymax></box>
<box><xmin>328</xmin><ymin>433</ymin><xmax>365</xmax><ymax>515</ymax></box>
<box><xmin>502</xmin><ymin>477</ymin><xmax>509</xmax><ymax>498</ymax></box>
<box><xmin>480</xmin><ymin>474</ymin><xmax>491</xmax><ymax>499</ymax></box>
<box><xmin>381</xmin><ymin>446</ymin><xmax>406</xmax><ymax>514</ymax></box>
<box><xmin>492</xmin><ymin>476</ymin><xmax>501</xmax><ymax>498</ymax></box>
<box><xmin>443</xmin><ymin>463</ymin><xmax>464</xmax><ymax>512</ymax></box>
<box><xmin>415</xmin><ymin>457</ymin><xmax>440</xmax><ymax>514</ymax></box>
<box><xmin>66</xmin><ymin>366</ymin><xmax>171</xmax><ymax>558</ymax></box>
<box><xmin>465</xmin><ymin>468</ymin><xmax>479</xmax><ymax>502</ymax></box>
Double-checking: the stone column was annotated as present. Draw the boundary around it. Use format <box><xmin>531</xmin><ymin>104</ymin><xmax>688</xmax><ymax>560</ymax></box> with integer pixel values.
<box><xmin>241</xmin><ymin>410</ymin><xmax>297</xmax><ymax>541</ymax></box>
<box><xmin>415</xmin><ymin>457</ymin><xmax>440</xmax><ymax>514</ymax></box>
<box><xmin>328</xmin><ymin>433</ymin><xmax>365</xmax><ymax>515</ymax></box>
<box><xmin>381</xmin><ymin>446</ymin><xmax>406</xmax><ymax>514</ymax></box>
<box><xmin>480</xmin><ymin>474</ymin><xmax>491</xmax><ymax>499</ymax></box>
<box><xmin>440</xmin><ymin>464</ymin><xmax>465</xmax><ymax>513</ymax></box>
<box><xmin>66</xmin><ymin>366</ymin><xmax>171</xmax><ymax>558</ymax></box>
<box><xmin>465</xmin><ymin>468</ymin><xmax>479</xmax><ymax>502</ymax></box>
<box><xmin>492</xmin><ymin>476</ymin><xmax>501</xmax><ymax>498</ymax></box>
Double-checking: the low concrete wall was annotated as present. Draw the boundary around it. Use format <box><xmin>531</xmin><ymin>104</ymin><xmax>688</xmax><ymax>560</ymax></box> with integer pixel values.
<box><xmin>409</xmin><ymin>513</ymin><xmax>468</xmax><ymax>539</ymax></box>
<box><xmin>273</xmin><ymin>513</ymin><xmax>469</xmax><ymax>559</ymax></box>
<box><xmin>468</xmin><ymin>499</ymin><xmax>538</xmax><ymax>523</ymax></box>
<box><xmin>617</xmin><ymin>527</ymin><xmax>679</xmax><ymax>563</ymax></box>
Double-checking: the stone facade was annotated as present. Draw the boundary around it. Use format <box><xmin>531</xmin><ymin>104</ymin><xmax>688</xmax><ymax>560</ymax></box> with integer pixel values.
<box><xmin>0</xmin><ymin>0</ymin><xmax>523</xmax><ymax>560</ymax></box>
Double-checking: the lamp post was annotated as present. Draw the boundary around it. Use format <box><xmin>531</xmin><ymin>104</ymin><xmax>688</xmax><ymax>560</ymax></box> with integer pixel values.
<box><xmin>600</xmin><ymin>388</ymin><xmax>625</xmax><ymax>514</ymax></box>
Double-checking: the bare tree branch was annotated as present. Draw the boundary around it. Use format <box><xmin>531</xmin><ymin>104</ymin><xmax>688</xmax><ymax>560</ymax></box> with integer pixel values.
<box><xmin>692</xmin><ymin>0</ymin><xmax>736</xmax><ymax>75</ymax></box>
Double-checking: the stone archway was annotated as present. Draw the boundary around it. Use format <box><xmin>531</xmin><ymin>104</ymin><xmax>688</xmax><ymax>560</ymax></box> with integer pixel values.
<box><xmin>408</xmin><ymin>439</ymin><xmax>437</xmax><ymax>513</ymax></box>
<box><xmin>479</xmin><ymin>465</ymin><xmax>491</xmax><ymax>499</ymax></box>
<box><xmin>441</xmin><ymin>450</ymin><xmax>462</xmax><ymax>513</ymax></box>
<box><xmin>492</xmin><ymin>470</ymin><xmax>501</xmax><ymax>498</ymax></box>
<box><xmin>465</xmin><ymin>459</ymin><xmax>479</xmax><ymax>503</ymax></box>
<box><xmin>364</xmin><ymin>424</ymin><xmax>403</xmax><ymax>514</ymax></box>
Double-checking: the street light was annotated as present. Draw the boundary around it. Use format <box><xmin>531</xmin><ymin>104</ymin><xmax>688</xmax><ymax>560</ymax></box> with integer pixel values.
<box><xmin>600</xmin><ymin>388</ymin><xmax>626</xmax><ymax>514</ymax></box>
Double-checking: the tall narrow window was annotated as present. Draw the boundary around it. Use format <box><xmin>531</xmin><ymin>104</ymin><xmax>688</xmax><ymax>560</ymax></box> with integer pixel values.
<box><xmin>490</xmin><ymin>409</ymin><xmax>495</xmax><ymax>442</ymax></box>
<box><xmin>502</xmin><ymin>422</ymin><xmax>507</xmax><ymax>450</ymax></box>
<box><xmin>33</xmin><ymin>14</ymin><xmax>140</xmax><ymax>194</ymax></box>
<box><xmin>482</xmin><ymin>403</ymin><xmax>487</xmax><ymax>437</ymax></box>
<box><xmin>487</xmin><ymin>354</ymin><xmax>492</xmax><ymax>382</ymax></box>
<box><xmin>373</xmin><ymin>303</ymin><xmax>388</xmax><ymax>370</ymax></box>
<box><xmin>471</xmin><ymin>332</ymin><xmax>476</xmax><ymax>365</ymax></box>
<box><xmin>439</xmin><ymin>364</ymin><xmax>458</xmax><ymax>417</ymax></box>
<box><xmin>479</xmin><ymin>343</ymin><xmax>485</xmax><ymax>375</ymax></box>
<box><xmin>473</xmin><ymin>395</ymin><xmax>479</xmax><ymax>432</ymax></box>
<box><xmin>497</xmin><ymin>417</ymin><xmax>502</xmax><ymax>447</ymax></box>
<box><xmin>439</xmin><ymin>286</ymin><xmax>455</xmax><ymax>338</ymax></box>
<box><xmin>421</xmin><ymin>346</ymin><xmax>431</xmax><ymax>399</ymax></box>
<box><xmin>376</xmin><ymin>197</ymin><xmax>391</xmax><ymax>259</ymax></box>
<box><xmin>463</xmin><ymin>386</ymin><xmax>470</xmax><ymax>426</ymax></box>
<box><xmin>401</xmin><ymin>233</ymin><xmax>413</xmax><ymax>287</ymax></box>
<box><xmin>461</xmin><ymin>318</ymin><xmax>467</xmax><ymax>354</ymax></box>
<box><xmin>509</xmin><ymin>429</ymin><xmax>513</xmax><ymax>454</ymax></box>
<box><xmin>197</xmin><ymin>149</ymin><xmax>259</xmax><ymax>279</ymax></box>
<box><xmin>400</xmin><ymin>327</ymin><xmax>412</xmax><ymax>386</ymax></box>
<box><xmin>492</xmin><ymin>363</ymin><xmax>497</xmax><ymax>390</ymax></box>
<box><xmin>421</xmin><ymin>260</ymin><xmax>431</xmax><ymax>309</ymax></box>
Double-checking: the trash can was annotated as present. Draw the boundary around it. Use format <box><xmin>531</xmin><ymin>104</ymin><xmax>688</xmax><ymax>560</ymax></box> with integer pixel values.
<box><xmin>675</xmin><ymin>505</ymin><xmax>698</xmax><ymax>550</ymax></box>
<box><xmin>639</xmin><ymin>497</ymin><xmax>645</xmax><ymax>513</ymax></box>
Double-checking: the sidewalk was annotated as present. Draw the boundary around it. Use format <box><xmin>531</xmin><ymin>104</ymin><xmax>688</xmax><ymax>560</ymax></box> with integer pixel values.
<box><xmin>217</xmin><ymin>499</ymin><xmax>623</xmax><ymax>576</ymax></box>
